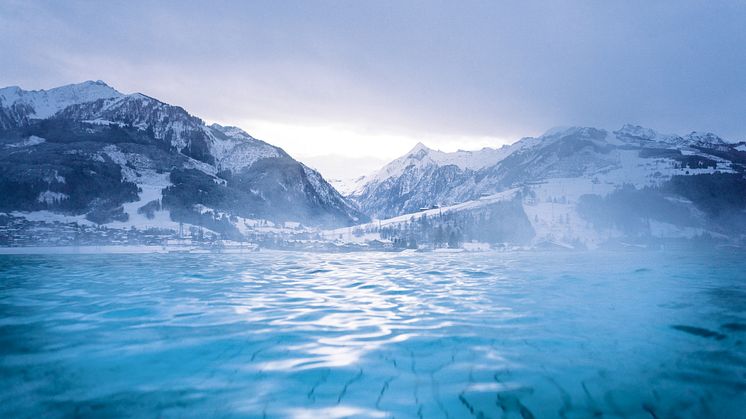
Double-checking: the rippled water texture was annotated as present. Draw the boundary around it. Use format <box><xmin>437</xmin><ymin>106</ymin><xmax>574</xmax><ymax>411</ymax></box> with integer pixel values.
<box><xmin>1</xmin><ymin>250</ymin><xmax>745</xmax><ymax>418</ymax></box>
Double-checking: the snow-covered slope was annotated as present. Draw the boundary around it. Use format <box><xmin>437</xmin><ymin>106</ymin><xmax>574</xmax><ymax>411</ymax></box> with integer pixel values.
<box><xmin>354</xmin><ymin>125</ymin><xmax>742</xmax><ymax>219</ymax></box>
<box><xmin>349</xmin><ymin>142</ymin><xmax>519</xmax><ymax>218</ymax></box>
<box><xmin>0</xmin><ymin>81</ymin><xmax>367</xmax><ymax>235</ymax></box>
<box><xmin>351</xmin><ymin>125</ymin><xmax>746</xmax><ymax>247</ymax></box>
<box><xmin>207</xmin><ymin>124</ymin><xmax>282</xmax><ymax>173</ymax></box>
<box><xmin>0</xmin><ymin>81</ymin><xmax>122</xmax><ymax>121</ymax></box>
<box><xmin>356</xmin><ymin>142</ymin><xmax>512</xmax><ymax>191</ymax></box>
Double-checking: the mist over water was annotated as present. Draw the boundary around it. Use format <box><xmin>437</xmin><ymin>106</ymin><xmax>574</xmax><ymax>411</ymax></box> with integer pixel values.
<box><xmin>1</xmin><ymin>250</ymin><xmax>744</xmax><ymax>418</ymax></box>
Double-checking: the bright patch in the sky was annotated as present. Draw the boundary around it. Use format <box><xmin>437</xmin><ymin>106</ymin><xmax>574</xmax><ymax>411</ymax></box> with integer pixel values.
<box><xmin>213</xmin><ymin>118</ymin><xmax>512</xmax><ymax>178</ymax></box>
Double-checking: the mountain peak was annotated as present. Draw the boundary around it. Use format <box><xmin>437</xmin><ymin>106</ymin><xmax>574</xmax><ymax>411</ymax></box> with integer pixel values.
<box><xmin>48</xmin><ymin>80</ymin><xmax>121</xmax><ymax>96</ymax></box>
<box><xmin>541</xmin><ymin>126</ymin><xmax>574</xmax><ymax>137</ymax></box>
<box><xmin>541</xmin><ymin>126</ymin><xmax>607</xmax><ymax>139</ymax></box>
<box><xmin>613</xmin><ymin>125</ymin><xmax>729</xmax><ymax>146</ymax></box>
<box><xmin>409</xmin><ymin>142</ymin><xmax>431</xmax><ymax>153</ymax></box>
<box><xmin>0</xmin><ymin>80</ymin><xmax>123</xmax><ymax>118</ymax></box>
<box><xmin>0</xmin><ymin>85</ymin><xmax>22</xmax><ymax>94</ymax></box>
<box><xmin>685</xmin><ymin>131</ymin><xmax>725</xmax><ymax>145</ymax></box>
<box><xmin>614</xmin><ymin>124</ymin><xmax>660</xmax><ymax>141</ymax></box>
<box><xmin>81</xmin><ymin>79</ymin><xmax>112</xmax><ymax>88</ymax></box>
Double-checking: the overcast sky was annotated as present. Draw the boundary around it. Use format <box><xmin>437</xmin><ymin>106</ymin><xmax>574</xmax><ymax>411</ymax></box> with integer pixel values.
<box><xmin>1</xmin><ymin>1</ymin><xmax>745</xmax><ymax>178</ymax></box>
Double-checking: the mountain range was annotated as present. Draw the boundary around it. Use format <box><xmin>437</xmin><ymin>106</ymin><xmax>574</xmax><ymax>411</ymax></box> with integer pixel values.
<box><xmin>0</xmin><ymin>81</ymin><xmax>366</xmax><ymax>239</ymax></box>
<box><xmin>2</xmin><ymin>80</ymin><xmax>745</xmax><ymax>248</ymax></box>
<box><xmin>344</xmin><ymin>125</ymin><xmax>746</xmax><ymax>248</ymax></box>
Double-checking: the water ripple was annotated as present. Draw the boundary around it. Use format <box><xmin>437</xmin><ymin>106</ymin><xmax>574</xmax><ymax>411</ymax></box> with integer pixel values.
<box><xmin>1</xmin><ymin>250</ymin><xmax>745</xmax><ymax>418</ymax></box>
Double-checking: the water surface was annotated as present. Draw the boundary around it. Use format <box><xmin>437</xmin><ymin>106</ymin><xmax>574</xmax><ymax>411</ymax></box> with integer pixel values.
<box><xmin>1</xmin><ymin>250</ymin><xmax>745</xmax><ymax>418</ymax></box>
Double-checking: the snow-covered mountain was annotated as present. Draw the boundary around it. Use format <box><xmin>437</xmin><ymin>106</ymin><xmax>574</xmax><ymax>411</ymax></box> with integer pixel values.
<box><xmin>349</xmin><ymin>142</ymin><xmax>514</xmax><ymax>217</ymax></box>
<box><xmin>0</xmin><ymin>81</ymin><xmax>367</xmax><ymax>238</ymax></box>
<box><xmin>0</xmin><ymin>80</ymin><xmax>122</xmax><ymax>129</ymax></box>
<box><xmin>349</xmin><ymin>125</ymin><xmax>746</xmax><ymax>247</ymax></box>
<box><xmin>3</xmin><ymin>81</ymin><xmax>744</xmax><ymax>248</ymax></box>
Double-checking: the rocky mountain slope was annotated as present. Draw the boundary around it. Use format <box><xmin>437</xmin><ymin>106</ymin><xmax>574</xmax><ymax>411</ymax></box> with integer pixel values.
<box><xmin>0</xmin><ymin>81</ymin><xmax>367</xmax><ymax>239</ymax></box>
<box><xmin>349</xmin><ymin>125</ymin><xmax>746</xmax><ymax>247</ymax></box>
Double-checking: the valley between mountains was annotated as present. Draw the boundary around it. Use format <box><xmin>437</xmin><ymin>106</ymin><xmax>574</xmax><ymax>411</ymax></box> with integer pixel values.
<box><xmin>2</xmin><ymin>81</ymin><xmax>745</xmax><ymax>250</ymax></box>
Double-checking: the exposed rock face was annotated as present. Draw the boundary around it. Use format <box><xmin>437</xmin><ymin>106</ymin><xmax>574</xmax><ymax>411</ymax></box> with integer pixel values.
<box><xmin>0</xmin><ymin>81</ymin><xmax>367</xmax><ymax>234</ymax></box>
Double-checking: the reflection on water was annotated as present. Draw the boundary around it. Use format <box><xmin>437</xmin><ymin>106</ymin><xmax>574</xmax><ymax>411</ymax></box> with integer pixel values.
<box><xmin>1</xmin><ymin>250</ymin><xmax>745</xmax><ymax>418</ymax></box>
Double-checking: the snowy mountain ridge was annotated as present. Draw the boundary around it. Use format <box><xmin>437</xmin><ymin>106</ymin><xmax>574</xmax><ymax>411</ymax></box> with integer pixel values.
<box><xmin>345</xmin><ymin>124</ymin><xmax>746</xmax><ymax>248</ymax></box>
<box><xmin>0</xmin><ymin>80</ymin><xmax>123</xmax><ymax>120</ymax></box>
<box><xmin>1</xmin><ymin>80</ymin><xmax>744</xmax><ymax>249</ymax></box>
<box><xmin>207</xmin><ymin>124</ymin><xmax>283</xmax><ymax>173</ymax></box>
<box><xmin>0</xmin><ymin>81</ymin><xmax>367</xmax><ymax>240</ymax></box>
<box><xmin>352</xmin><ymin>142</ymin><xmax>512</xmax><ymax>193</ymax></box>
<box><xmin>354</xmin><ymin>124</ymin><xmax>740</xmax><ymax>217</ymax></box>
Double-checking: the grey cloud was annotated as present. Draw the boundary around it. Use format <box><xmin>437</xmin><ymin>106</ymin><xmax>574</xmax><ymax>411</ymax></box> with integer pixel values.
<box><xmin>1</xmin><ymin>0</ymin><xmax>745</xmax><ymax>141</ymax></box>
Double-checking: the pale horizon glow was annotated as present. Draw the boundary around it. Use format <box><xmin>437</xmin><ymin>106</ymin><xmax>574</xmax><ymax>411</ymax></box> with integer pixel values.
<box><xmin>210</xmin><ymin>118</ymin><xmax>516</xmax><ymax>178</ymax></box>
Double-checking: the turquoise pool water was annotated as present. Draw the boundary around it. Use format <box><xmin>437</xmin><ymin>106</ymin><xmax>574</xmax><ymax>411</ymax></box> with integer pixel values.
<box><xmin>1</xmin><ymin>250</ymin><xmax>744</xmax><ymax>418</ymax></box>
